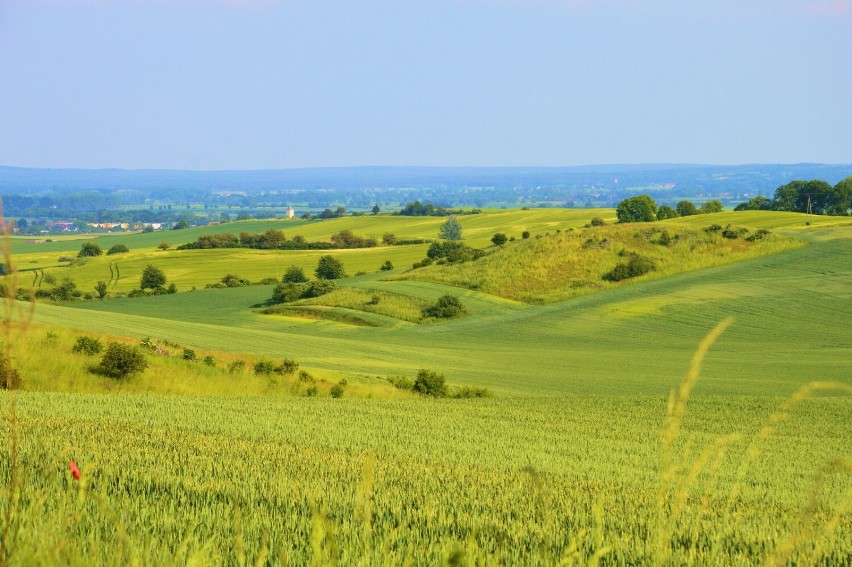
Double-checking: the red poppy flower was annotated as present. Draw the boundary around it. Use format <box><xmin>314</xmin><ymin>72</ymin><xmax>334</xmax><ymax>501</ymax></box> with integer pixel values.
<box><xmin>69</xmin><ymin>461</ymin><xmax>80</xmax><ymax>480</ymax></box>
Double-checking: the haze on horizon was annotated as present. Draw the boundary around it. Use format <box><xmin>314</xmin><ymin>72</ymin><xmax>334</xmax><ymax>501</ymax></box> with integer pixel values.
<box><xmin>1</xmin><ymin>0</ymin><xmax>850</xmax><ymax>171</ymax></box>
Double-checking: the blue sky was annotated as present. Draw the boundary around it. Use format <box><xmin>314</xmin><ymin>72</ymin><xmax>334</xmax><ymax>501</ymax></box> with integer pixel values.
<box><xmin>0</xmin><ymin>0</ymin><xmax>850</xmax><ymax>169</ymax></box>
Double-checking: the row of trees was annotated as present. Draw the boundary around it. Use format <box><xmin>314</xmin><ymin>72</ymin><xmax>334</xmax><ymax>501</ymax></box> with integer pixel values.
<box><xmin>615</xmin><ymin>195</ymin><xmax>723</xmax><ymax>223</ymax></box>
<box><xmin>736</xmin><ymin>178</ymin><xmax>851</xmax><ymax>215</ymax></box>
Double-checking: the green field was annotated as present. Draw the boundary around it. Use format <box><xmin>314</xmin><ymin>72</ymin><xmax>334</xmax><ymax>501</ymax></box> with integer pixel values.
<box><xmin>1</xmin><ymin>209</ymin><xmax>850</xmax><ymax>564</ymax></box>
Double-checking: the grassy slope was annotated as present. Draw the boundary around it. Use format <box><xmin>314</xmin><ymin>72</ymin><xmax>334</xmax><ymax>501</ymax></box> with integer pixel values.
<box><xmin>28</xmin><ymin>219</ymin><xmax>852</xmax><ymax>397</ymax></box>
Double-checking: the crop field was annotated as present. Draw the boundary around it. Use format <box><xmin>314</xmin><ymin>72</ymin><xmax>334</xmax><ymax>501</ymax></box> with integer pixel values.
<box><xmin>1</xmin><ymin>209</ymin><xmax>850</xmax><ymax>564</ymax></box>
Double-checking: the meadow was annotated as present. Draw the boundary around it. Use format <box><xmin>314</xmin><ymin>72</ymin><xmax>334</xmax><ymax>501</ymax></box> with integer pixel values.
<box><xmin>1</xmin><ymin>209</ymin><xmax>850</xmax><ymax>564</ymax></box>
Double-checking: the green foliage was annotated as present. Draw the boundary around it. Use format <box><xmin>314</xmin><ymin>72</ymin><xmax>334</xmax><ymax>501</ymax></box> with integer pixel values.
<box><xmin>173</xmin><ymin>219</ymin><xmax>190</xmax><ymax>230</ymax></box>
<box><xmin>98</xmin><ymin>342</ymin><xmax>148</xmax><ymax>378</ymax></box>
<box><xmin>253</xmin><ymin>360</ymin><xmax>276</xmax><ymax>375</ymax></box>
<box><xmin>734</xmin><ymin>195</ymin><xmax>771</xmax><ymax>211</ymax></box>
<box><xmin>315</xmin><ymin>255</ymin><xmax>346</xmax><ymax>279</ymax></box>
<box><xmin>330</xmin><ymin>382</ymin><xmax>345</xmax><ymax>398</ymax></box>
<box><xmin>202</xmin><ymin>355</ymin><xmax>215</xmax><ymax>366</ymax></box>
<box><xmin>616</xmin><ymin>194</ymin><xmax>658</xmax><ymax>223</ymax></box>
<box><xmin>380</xmin><ymin>260</ymin><xmax>394</xmax><ymax>271</ymax></box>
<box><xmin>699</xmin><ymin>200</ymin><xmax>723</xmax><ymax>214</ymax></box>
<box><xmin>0</xmin><ymin>352</ymin><xmax>22</xmax><ymax>390</ymax></box>
<box><xmin>272</xmin><ymin>282</ymin><xmax>308</xmax><ymax>304</ymax></box>
<box><xmin>283</xmin><ymin>265</ymin><xmax>308</xmax><ymax>283</ymax></box>
<box><xmin>304</xmin><ymin>279</ymin><xmax>336</xmax><ymax>298</ymax></box>
<box><xmin>140</xmin><ymin>265</ymin><xmax>167</xmax><ymax>290</ymax></box>
<box><xmin>330</xmin><ymin>229</ymin><xmax>378</xmax><ymax>248</ymax></box>
<box><xmin>491</xmin><ymin>232</ymin><xmax>508</xmax><ymax>246</ymax></box>
<box><xmin>422</xmin><ymin>295</ymin><xmax>465</xmax><ymax>319</ymax></box>
<box><xmin>182</xmin><ymin>348</ymin><xmax>197</xmax><ymax>361</ymax></box>
<box><xmin>278</xmin><ymin>358</ymin><xmax>299</xmax><ymax>375</ymax></box>
<box><xmin>372</xmin><ymin>204</ymin><xmax>381</xmax><ymax>215</ymax></box>
<box><xmin>77</xmin><ymin>242</ymin><xmax>103</xmax><ymax>258</ymax></box>
<box><xmin>106</xmin><ymin>244</ymin><xmax>129</xmax><ymax>255</ymax></box>
<box><xmin>382</xmin><ymin>232</ymin><xmax>397</xmax><ymax>245</ymax></box>
<box><xmin>412</xmin><ymin>369</ymin><xmax>448</xmax><ymax>397</ymax></box>
<box><xmin>227</xmin><ymin>360</ymin><xmax>246</xmax><ymax>374</ymax></box>
<box><xmin>656</xmin><ymin>205</ymin><xmax>679</xmax><ymax>220</ymax></box>
<box><xmin>426</xmin><ymin>241</ymin><xmax>483</xmax><ymax>263</ymax></box>
<box><xmin>220</xmin><ymin>273</ymin><xmax>250</xmax><ymax>287</ymax></box>
<box><xmin>72</xmin><ymin>335</ymin><xmax>103</xmax><ymax>356</ymax></box>
<box><xmin>94</xmin><ymin>280</ymin><xmax>108</xmax><ymax>299</ymax></box>
<box><xmin>438</xmin><ymin>214</ymin><xmax>463</xmax><ymax>240</ymax></box>
<box><xmin>521</xmin><ymin>230</ymin><xmax>530</xmax><ymax>239</ymax></box>
<box><xmin>603</xmin><ymin>255</ymin><xmax>656</xmax><ymax>282</ymax></box>
<box><xmin>676</xmin><ymin>200</ymin><xmax>699</xmax><ymax>216</ymax></box>
<box><xmin>590</xmin><ymin>217</ymin><xmax>607</xmax><ymax>226</ymax></box>
<box><xmin>158</xmin><ymin>242</ymin><xmax>169</xmax><ymax>250</ymax></box>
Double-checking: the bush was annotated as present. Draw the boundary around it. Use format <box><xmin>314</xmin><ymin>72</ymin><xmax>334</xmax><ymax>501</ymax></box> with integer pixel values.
<box><xmin>78</xmin><ymin>242</ymin><xmax>103</xmax><ymax>257</ymax></box>
<box><xmin>422</xmin><ymin>295</ymin><xmax>465</xmax><ymax>319</ymax></box>
<box><xmin>603</xmin><ymin>256</ymin><xmax>656</xmax><ymax>282</ymax></box>
<box><xmin>182</xmin><ymin>348</ymin><xmax>197</xmax><ymax>361</ymax></box>
<box><xmin>676</xmin><ymin>200</ymin><xmax>699</xmax><ymax>217</ymax></box>
<box><xmin>228</xmin><ymin>360</ymin><xmax>246</xmax><ymax>374</ymax></box>
<box><xmin>106</xmin><ymin>244</ymin><xmax>129</xmax><ymax>255</ymax></box>
<box><xmin>304</xmin><ymin>279</ymin><xmax>336</xmax><ymax>298</ymax></box>
<box><xmin>590</xmin><ymin>217</ymin><xmax>607</xmax><ymax>226</ymax></box>
<box><xmin>99</xmin><ymin>342</ymin><xmax>148</xmax><ymax>378</ymax></box>
<box><xmin>413</xmin><ymin>369</ymin><xmax>448</xmax><ymax>397</ymax></box>
<box><xmin>278</xmin><ymin>358</ymin><xmax>299</xmax><ymax>375</ymax></box>
<box><xmin>721</xmin><ymin>225</ymin><xmax>749</xmax><ymax>239</ymax></box>
<box><xmin>254</xmin><ymin>360</ymin><xmax>276</xmax><ymax>375</ymax></box>
<box><xmin>491</xmin><ymin>233</ymin><xmax>508</xmax><ymax>246</ymax></box>
<box><xmin>745</xmin><ymin>228</ymin><xmax>771</xmax><ymax>242</ymax></box>
<box><xmin>699</xmin><ymin>200</ymin><xmax>723</xmax><ymax>214</ymax></box>
<box><xmin>315</xmin><ymin>255</ymin><xmax>345</xmax><ymax>279</ymax></box>
<box><xmin>381</xmin><ymin>233</ymin><xmax>397</xmax><ymax>245</ymax></box>
<box><xmin>388</xmin><ymin>375</ymin><xmax>414</xmax><ymax>390</ymax></box>
<box><xmin>0</xmin><ymin>353</ymin><xmax>22</xmax><ymax>390</ymax></box>
<box><xmin>158</xmin><ymin>242</ymin><xmax>170</xmax><ymax>250</ymax></box>
<box><xmin>203</xmin><ymin>355</ymin><xmax>215</xmax><ymax>366</ymax></box>
<box><xmin>282</xmin><ymin>266</ymin><xmax>308</xmax><ymax>283</ymax></box>
<box><xmin>140</xmin><ymin>265</ymin><xmax>167</xmax><ymax>290</ymax></box>
<box><xmin>298</xmin><ymin>370</ymin><xmax>315</xmax><ymax>383</ymax></box>
<box><xmin>616</xmin><ymin>195</ymin><xmax>658</xmax><ymax>223</ymax></box>
<box><xmin>656</xmin><ymin>205</ymin><xmax>679</xmax><ymax>220</ymax></box>
<box><xmin>272</xmin><ymin>282</ymin><xmax>308</xmax><ymax>304</ymax></box>
<box><xmin>330</xmin><ymin>383</ymin><xmax>345</xmax><ymax>398</ymax></box>
<box><xmin>522</xmin><ymin>230</ymin><xmax>530</xmax><ymax>239</ymax></box>
<box><xmin>305</xmin><ymin>385</ymin><xmax>319</xmax><ymax>397</ymax></box>
<box><xmin>380</xmin><ymin>260</ymin><xmax>394</xmax><ymax>271</ymax></box>
<box><xmin>72</xmin><ymin>336</ymin><xmax>103</xmax><ymax>356</ymax></box>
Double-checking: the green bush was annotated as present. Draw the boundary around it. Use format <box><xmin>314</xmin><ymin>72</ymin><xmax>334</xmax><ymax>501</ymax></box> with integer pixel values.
<box><xmin>330</xmin><ymin>383</ymin><xmax>345</xmax><ymax>398</ymax></box>
<box><xmin>603</xmin><ymin>256</ymin><xmax>656</xmax><ymax>282</ymax></box>
<box><xmin>228</xmin><ymin>360</ymin><xmax>246</xmax><ymax>374</ymax></box>
<box><xmin>491</xmin><ymin>233</ymin><xmax>508</xmax><ymax>246</ymax></box>
<box><xmin>305</xmin><ymin>385</ymin><xmax>319</xmax><ymax>397</ymax></box>
<box><xmin>422</xmin><ymin>295</ymin><xmax>466</xmax><ymax>319</ymax></box>
<box><xmin>72</xmin><ymin>336</ymin><xmax>103</xmax><ymax>356</ymax></box>
<box><xmin>304</xmin><ymin>280</ymin><xmax>336</xmax><ymax>298</ymax></box>
<box><xmin>380</xmin><ymin>260</ymin><xmax>394</xmax><ymax>271</ymax></box>
<box><xmin>413</xmin><ymin>369</ymin><xmax>448</xmax><ymax>397</ymax></box>
<box><xmin>388</xmin><ymin>375</ymin><xmax>414</xmax><ymax>390</ymax></box>
<box><xmin>272</xmin><ymin>282</ymin><xmax>308</xmax><ymax>304</ymax></box>
<box><xmin>282</xmin><ymin>266</ymin><xmax>308</xmax><ymax>283</ymax></box>
<box><xmin>77</xmin><ymin>242</ymin><xmax>103</xmax><ymax>258</ymax></box>
<box><xmin>182</xmin><ymin>348</ymin><xmax>197</xmax><ymax>361</ymax></box>
<box><xmin>590</xmin><ymin>217</ymin><xmax>606</xmax><ymax>226</ymax></box>
<box><xmin>315</xmin><ymin>255</ymin><xmax>345</xmax><ymax>279</ymax></box>
<box><xmin>203</xmin><ymin>355</ymin><xmax>215</xmax><ymax>366</ymax></box>
<box><xmin>106</xmin><ymin>244</ymin><xmax>129</xmax><ymax>255</ymax></box>
<box><xmin>254</xmin><ymin>360</ymin><xmax>276</xmax><ymax>375</ymax></box>
<box><xmin>0</xmin><ymin>353</ymin><xmax>22</xmax><ymax>390</ymax></box>
<box><xmin>99</xmin><ymin>342</ymin><xmax>148</xmax><ymax>378</ymax></box>
<box><xmin>278</xmin><ymin>358</ymin><xmax>299</xmax><ymax>375</ymax></box>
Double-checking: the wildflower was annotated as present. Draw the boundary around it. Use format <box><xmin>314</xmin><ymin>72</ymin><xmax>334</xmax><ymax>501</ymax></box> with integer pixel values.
<box><xmin>69</xmin><ymin>461</ymin><xmax>80</xmax><ymax>480</ymax></box>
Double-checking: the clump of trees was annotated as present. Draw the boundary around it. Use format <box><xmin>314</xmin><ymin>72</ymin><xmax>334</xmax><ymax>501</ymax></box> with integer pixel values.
<box><xmin>397</xmin><ymin>201</ymin><xmax>480</xmax><ymax>217</ymax></box>
<box><xmin>615</xmin><ymin>195</ymin><xmax>728</xmax><ymax>223</ymax></box>
<box><xmin>491</xmin><ymin>233</ymin><xmax>508</xmax><ymax>246</ymax></box>
<box><xmin>735</xmin><ymin>178</ymin><xmax>851</xmax><ymax>215</ymax></box>
<box><xmin>77</xmin><ymin>242</ymin><xmax>103</xmax><ymax>257</ymax></box>
<box><xmin>315</xmin><ymin>256</ymin><xmax>345</xmax><ymax>279</ymax></box>
<box><xmin>388</xmin><ymin>369</ymin><xmax>490</xmax><ymax>398</ymax></box>
<box><xmin>272</xmin><ymin>280</ymin><xmax>336</xmax><ymax>304</ymax></box>
<box><xmin>106</xmin><ymin>244</ymin><xmax>129</xmax><ymax>255</ymax></box>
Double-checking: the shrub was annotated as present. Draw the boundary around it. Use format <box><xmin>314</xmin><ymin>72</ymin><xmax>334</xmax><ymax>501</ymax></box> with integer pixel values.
<box><xmin>676</xmin><ymin>200</ymin><xmax>699</xmax><ymax>216</ymax></box>
<box><xmin>304</xmin><ymin>280</ymin><xmax>336</xmax><ymax>298</ymax></box>
<box><xmin>380</xmin><ymin>260</ymin><xmax>394</xmax><ymax>271</ymax></box>
<box><xmin>699</xmin><ymin>200</ymin><xmax>723</xmax><ymax>214</ymax></box>
<box><xmin>656</xmin><ymin>205</ymin><xmax>679</xmax><ymax>220</ymax></box>
<box><xmin>254</xmin><ymin>360</ymin><xmax>276</xmax><ymax>375</ymax></box>
<box><xmin>77</xmin><ymin>242</ymin><xmax>103</xmax><ymax>257</ymax></box>
<box><xmin>746</xmin><ymin>229</ymin><xmax>771</xmax><ymax>242</ymax></box>
<box><xmin>278</xmin><ymin>358</ymin><xmax>299</xmax><ymax>375</ymax></box>
<box><xmin>0</xmin><ymin>353</ymin><xmax>22</xmax><ymax>390</ymax></box>
<box><xmin>413</xmin><ymin>369</ymin><xmax>448</xmax><ymax>397</ymax></box>
<box><xmin>106</xmin><ymin>244</ymin><xmax>129</xmax><ymax>255</ymax></box>
<box><xmin>603</xmin><ymin>256</ymin><xmax>656</xmax><ymax>282</ymax></box>
<box><xmin>451</xmin><ymin>386</ymin><xmax>492</xmax><ymax>399</ymax></box>
<box><xmin>315</xmin><ymin>255</ymin><xmax>345</xmax><ymax>279</ymax></box>
<box><xmin>228</xmin><ymin>360</ymin><xmax>246</xmax><ymax>374</ymax></box>
<box><xmin>590</xmin><ymin>217</ymin><xmax>606</xmax><ymax>226</ymax></box>
<box><xmin>72</xmin><ymin>336</ymin><xmax>104</xmax><ymax>356</ymax></box>
<box><xmin>282</xmin><ymin>266</ymin><xmax>308</xmax><ymax>283</ymax></box>
<box><xmin>721</xmin><ymin>225</ymin><xmax>749</xmax><ymax>239</ymax></box>
<box><xmin>388</xmin><ymin>375</ymin><xmax>414</xmax><ymax>390</ymax></box>
<box><xmin>330</xmin><ymin>383</ymin><xmax>345</xmax><ymax>398</ymax></box>
<box><xmin>203</xmin><ymin>355</ymin><xmax>215</xmax><ymax>366</ymax></box>
<box><xmin>704</xmin><ymin>224</ymin><xmax>723</xmax><ymax>233</ymax></box>
<box><xmin>182</xmin><ymin>348</ymin><xmax>197</xmax><ymax>361</ymax></box>
<box><xmin>94</xmin><ymin>281</ymin><xmax>109</xmax><ymax>299</ymax></box>
<box><xmin>99</xmin><ymin>342</ymin><xmax>148</xmax><ymax>378</ymax></box>
<box><xmin>381</xmin><ymin>232</ymin><xmax>397</xmax><ymax>245</ymax></box>
<box><xmin>491</xmin><ymin>233</ymin><xmax>508</xmax><ymax>246</ymax></box>
<box><xmin>305</xmin><ymin>385</ymin><xmax>319</xmax><ymax>397</ymax></box>
<box><xmin>298</xmin><ymin>370</ymin><xmax>315</xmax><ymax>383</ymax></box>
<box><xmin>140</xmin><ymin>265</ymin><xmax>167</xmax><ymax>290</ymax></box>
<box><xmin>422</xmin><ymin>295</ymin><xmax>465</xmax><ymax>319</ymax></box>
<box><xmin>522</xmin><ymin>230</ymin><xmax>530</xmax><ymax>239</ymax></box>
<box><xmin>272</xmin><ymin>282</ymin><xmax>308</xmax><ymax>304</ymax></box>
<box><xmin>158</xmin><ymin>242</ymin><xmax>169</xmax><ymax>250</ymax></box>
<box><xmin>616</xmin><ymin>195</ymin><xmax>658</xmax><ymax>223</ymax></box>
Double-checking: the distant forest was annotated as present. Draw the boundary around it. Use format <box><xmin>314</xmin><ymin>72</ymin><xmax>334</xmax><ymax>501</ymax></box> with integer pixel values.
<box><xmin>1</xmin><ymin>164</ymin><xmax>849</xmax><ymax>231</ymax></box>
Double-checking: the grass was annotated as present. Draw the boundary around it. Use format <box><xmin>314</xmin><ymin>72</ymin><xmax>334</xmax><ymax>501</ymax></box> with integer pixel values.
<box><xmin>263</xmin><ymin>287</ymin><xmax>430</xmax><ymax>325</ymax></box>
<box><xmin>1</xmin><ymin>208</ymin><xmax>849</xmax><ymax>564</ymax></box>
<box><xmin>391</xmin><ymin>222</ymin><xmax>803</xmax><ymax>303</ymax></box>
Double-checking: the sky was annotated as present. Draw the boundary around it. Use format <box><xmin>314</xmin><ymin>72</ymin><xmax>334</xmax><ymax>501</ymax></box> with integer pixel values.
<box><xmin>0</xmin><ymin>0</ymin><xmax>850</xmax><ymax>170</ymax></box>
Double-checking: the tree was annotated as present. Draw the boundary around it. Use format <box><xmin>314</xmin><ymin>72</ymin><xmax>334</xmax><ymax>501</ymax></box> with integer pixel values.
<box><xmin>158</xmin><ymin>242</ymin><xmax>169</xmax><ymax>250</ymax></box>
<box><xmin>371</xmin><ymin>204</ymin><xmax>380</xmax><ymax>215</ymax></box>
<box><xmin>413</xmin><ymin>369</ymin><xmax>448</xmax><ymax>397</ymax></box>
<box><xmin>380</xmin><ymin>260</ymin><xmax>394</xmax><ymax>271</ymax></box>
<box><xmin>142</xmin><ymin>224</ymin><xmax>155</xmax><ymax>233</ymax></box>
<box><xmin>173</xmin><ymin>219</ymin><xmax>189</xmax><ymax>230</ymax></box>
<box><xmin>315</xmin><ymin>255</ymin><xmax>345</xmax><ymax>279</ymax></box>
<box><xmin>734</xmin><ymin>195</ymin><xmax>771</xmax><ymax>211</ymax></box>
<box><xmin>140</xmin><ymin>264</ymin><xmax>167</xmax><ymax>290</ymax></box>
<box><xmin>616</xmin><ymin>195</ymin><xmax>658</xmax><ymax>223</ymax></box>
<box><xmin>78</xmin><ymin>242</ymin><xmax>103</xmax><ymax>258</ymax></box>
<box><xmin>94</xmin><ymin>281</ymin><xmax>108</xmax><ymax>299</ymax></box>
<box><xmin>676</xmin><ymin>200</ymin><xmax>699</xmax><ymax>217</ymax></box>
<box><xmin>491</xmin><ymin>233</ymin><xmax>508</xmax><ymax>246</ymax></box>
<box><xmin>381</xmin><ymin>233</ymin><xmax>397</xmax><ymax>245</ymax></box>
<box><xmin>439</xmin><ymin>215</ymin><xmax>462</xmax><ymax>240</ymax></box>
<box><xmin>699</xmin><ymin>200</ymin><xmax>723</xmax><ymax>214</ymax></box>
<box><xmin>830</xmin><ymin>176</ymin><xmax>852</xmax><ymax>215</ymax></box>
<box><xmin>656</xmin><ymin>205</ymin><xmax>679</xmax><ymax>220</ymax></box>
<box><xmin>522</xmin><ymin>230</ymin><xmax>530</xmax><ymax>239</ymax></box>
<box><xmin>99</xmin><ymin>342</ymin><xmax>147</xmax><ymax>378</ymax></box>
<box><xmin>283</xmin><ymin>266</ymin><xmax>308</xmax><ymax>283</ymax></box>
